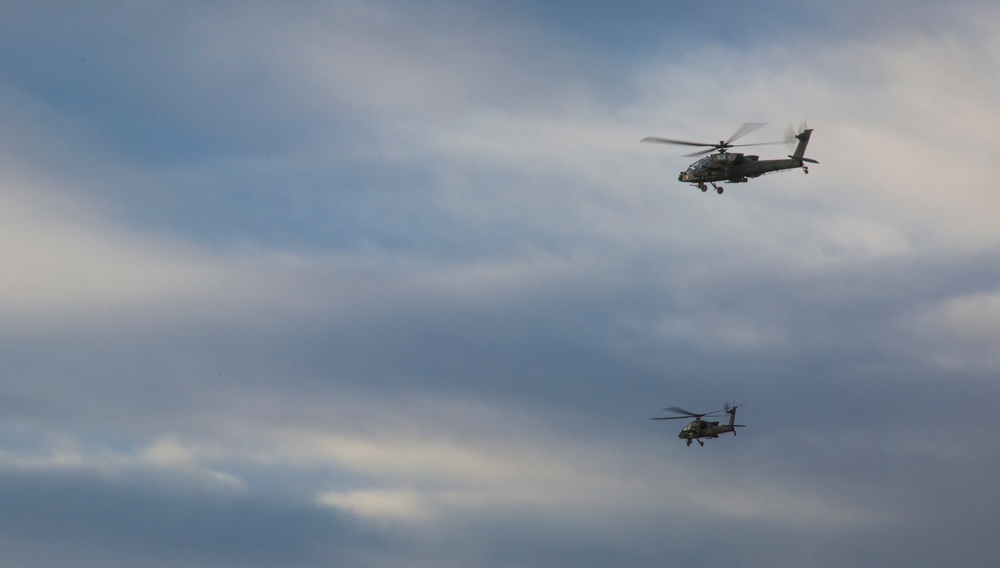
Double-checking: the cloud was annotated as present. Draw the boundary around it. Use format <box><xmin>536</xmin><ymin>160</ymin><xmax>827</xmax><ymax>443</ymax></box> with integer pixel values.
<box><xmin>906</xmin><ymin>289</ymin><xmax>1000</xmax><ymax>371</ymax></box>
<box><xmin>318</xmin><ymin>488</ymin><xmax>428</xmax><ymax>521</ymax></box>
<box><xmin>0</xmin><ymin>184</ymin><xmax>218</xmax><ymax>320</ymax></box>
<box><xmin>0</xmin><ymin>434</ymin><xmax>247</xmax><ymax>493</ymax></box>
<box><xmin>2</xmin><ymin>2</ymin><xmax>1000</xmax><ymax>567</ymax></box>
<box><xmin>0</xmin><ymin>467</ymin><xmax>372</xmax><ymax>568</ymax></box>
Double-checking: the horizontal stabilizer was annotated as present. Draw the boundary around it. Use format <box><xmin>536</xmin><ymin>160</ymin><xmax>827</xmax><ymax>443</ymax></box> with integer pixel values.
<box><xmin>789</xmin><ymin>155</ymin><xmax>819</xmax><ymax>164</ymax></box>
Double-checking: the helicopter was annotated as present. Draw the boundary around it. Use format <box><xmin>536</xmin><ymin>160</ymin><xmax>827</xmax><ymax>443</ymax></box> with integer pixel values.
<box><xmin>651</xmin><ymin>402</ymin><xmax>744</xmax><ymax>446</ymax></box>
<box><xmin>641</xmin><ymin>123</ymin><xmax>818</xmax><ymax>194</ymax></box>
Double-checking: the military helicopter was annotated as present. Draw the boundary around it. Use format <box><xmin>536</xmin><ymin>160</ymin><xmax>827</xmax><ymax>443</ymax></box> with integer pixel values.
<box><xmin>641</xmin><ymin>123</ymin><xmax>817</xmax><ymax>194</ymax></box>
<box><xmin>651</xmin><ymin>403</ymin><xmax>744</xmax><ymax>446</ymax></box>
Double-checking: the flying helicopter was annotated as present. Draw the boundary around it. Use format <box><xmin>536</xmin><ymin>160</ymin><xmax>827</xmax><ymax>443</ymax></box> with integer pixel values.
<box><xmin>641</xmin><ymin>123</ymin><xmax>818</xmax><ymax>194</ymax></box>
<box><xmin>651</xmin><ymin>403</ymin><xmax>744</xmax><ymax>446</ymax></box>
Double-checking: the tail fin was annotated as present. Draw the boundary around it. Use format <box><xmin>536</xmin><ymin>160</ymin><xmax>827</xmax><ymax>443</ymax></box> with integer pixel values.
<box><xmin>790</xmin><ymin>129</ymin><xmax>818</xmax><ymax>164</ymax></box>
<box><xmin>726</xmin><ymin>403</ymin><xmax>746</xmax><ymax>434</ymax></box>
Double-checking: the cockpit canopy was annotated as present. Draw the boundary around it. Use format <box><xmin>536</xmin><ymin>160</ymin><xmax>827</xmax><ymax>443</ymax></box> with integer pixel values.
<box><xmin>685</xmin><ymin>157</ymin><xmax>710</xmax><ymax>174</ymax></box>
<box><xmin>682</xmin><ymin>420</ymin><xmax>707</xmax><ymax>432</ymax></box>
<box><xmin>685</xmin><ymin>153</ymin><xmax>740</xmax><ymax>173</ymax></box>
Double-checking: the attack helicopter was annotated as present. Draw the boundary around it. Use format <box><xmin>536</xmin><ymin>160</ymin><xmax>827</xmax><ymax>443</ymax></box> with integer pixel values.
<box><xmin>651</xmin><ymin>403</ymin><xmax>744</xmax><ymax>446</ymax></box>
<box><xmin>641</xmin><ymin>123</ymin><xmax>818</xmax><ymax>194</ymax></box>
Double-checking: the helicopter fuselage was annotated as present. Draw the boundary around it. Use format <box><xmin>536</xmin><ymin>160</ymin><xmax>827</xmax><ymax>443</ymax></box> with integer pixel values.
<box><xmin>678</xmin><ymin>419</ymin><xmax>736</xmax><ymax>441</ymax></box>
<box><xmin>678</xmin><ymin>152</ymin><xmax>808</xmax><ymax>184</ymax></box>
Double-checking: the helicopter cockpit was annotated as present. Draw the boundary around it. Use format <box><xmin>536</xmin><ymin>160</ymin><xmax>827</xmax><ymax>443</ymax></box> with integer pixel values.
<box><xmin>685</xmin><ymin>158</ymin><xmax>710</xmax><ymax>174</ymax></box>
<box><xmin>685</xmin><ymin>153</ymin><xmax>741</xmax><ymax>173</ymax></box>
<box><xmin>683</xmin><ymin>420</ymin><xmax>708</xmax><ymax>432</ymax></box>
<box><xmin>711</xmin><ymin>153</ymin><xmax>740</xmax><ymax>165</ymax></box>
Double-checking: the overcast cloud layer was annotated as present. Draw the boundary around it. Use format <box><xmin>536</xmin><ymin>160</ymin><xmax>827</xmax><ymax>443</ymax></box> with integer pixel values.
<box><xmin>2</xmin><ymin>2</ymin><xmax>1000</xmax><ymax>567</ymax></box>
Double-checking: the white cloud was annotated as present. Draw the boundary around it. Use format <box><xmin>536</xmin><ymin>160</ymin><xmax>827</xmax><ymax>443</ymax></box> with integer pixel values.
<box><xmin>139</xmin><ymin>437</ymin><xmax>197</xmax><ymax>468</ymax></box>
<box><xmin>0</xmin><ymin>184</ymin><xmax>219</xmax><ymax>318</ymax></box>
<box><xmin>318</xmin><ymin>488</ymin><xmax>428</xmax><ymax>521</ymax></box>
<box><xmin>0</xmin><ymin>435</ymin><xmax>246</xmax><ymax>492</ymax></box>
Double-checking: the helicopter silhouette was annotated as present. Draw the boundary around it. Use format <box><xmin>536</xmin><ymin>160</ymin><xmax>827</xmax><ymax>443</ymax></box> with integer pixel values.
<box><xmin>641</xmin><ymin>123</ymin><xmax>817</xmax><ymax>194</ymax></box>
<box><xmin>651</xmin><ymin>403</ymin><xmax>744</xmax><ymax>446</ymax></box>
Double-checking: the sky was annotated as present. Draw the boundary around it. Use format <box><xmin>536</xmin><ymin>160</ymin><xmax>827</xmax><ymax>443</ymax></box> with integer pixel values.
<box><xmin>2</xmin><ymin>1</ymin><xmax>1000</xmax><ymax>566</ymax></box>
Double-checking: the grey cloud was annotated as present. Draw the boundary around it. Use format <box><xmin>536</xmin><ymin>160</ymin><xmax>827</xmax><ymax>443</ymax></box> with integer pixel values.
<box><xmin>0</xmin><ymin>468</ymin><xmax>383</xmax><ymax>568</ymax></box>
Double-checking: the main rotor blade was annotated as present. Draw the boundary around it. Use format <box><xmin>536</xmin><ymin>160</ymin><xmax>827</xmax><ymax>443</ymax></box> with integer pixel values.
<box><xmin>725</xmin><ymin>122</ymin><xmax>766</xmax><ymax>145</ymax></box>
<box><xmin>730</xmin><ymin>140</ymin><xmax>787</xmax><ymax>148</ymax></box>
<box><xmin>651</xmin><ymin>416</ymin><xmax>690</xmax><ymax>421</ymax></box>
<box><xmin>681</xmin><ymin>141</ymin><xmax>786</xmax><ymax>157</ymax></box>
<box><xmin>663</xmin><ymin>406</ymin><xmax>700</xmax><ymax>416</ymax></box>
<box><xmin>640</xmin><ymin>137</ymin><xmax>718</xmax><ymax>148</ymax></box>
<box><xmin>681</xmin><ymin>148</ymin><xmax>715</xmax><ymax>157</ymax></box>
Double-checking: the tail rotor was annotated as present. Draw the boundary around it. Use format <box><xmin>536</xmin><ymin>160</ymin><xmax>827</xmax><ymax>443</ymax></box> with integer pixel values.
<box><xmin>784</xmin><ymin>121</ymin><xmax>808</xmax><ymax>151</ymax></box>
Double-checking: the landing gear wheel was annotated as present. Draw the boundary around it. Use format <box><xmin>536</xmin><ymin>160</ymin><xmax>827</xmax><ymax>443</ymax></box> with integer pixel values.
<box><xmin>686</xmin><ymin>439</ymin><xmax>692</xmax><ymax>447</ymax></box>
<box><xmin>697</xmin><ymin>440</ymin><xmax>704</xmax><ymax>447</ymax></box>
<box><xmin>716</xmin><ymin>187</ymin><xmax>724</xmax><ymax>194</ymax></box>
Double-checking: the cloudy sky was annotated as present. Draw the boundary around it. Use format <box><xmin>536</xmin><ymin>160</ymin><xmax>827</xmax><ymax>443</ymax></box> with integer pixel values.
<box><xmin>3</xmin><ymin>1</ymin><xmax>1000</xmax><ymax>566</ymax></box>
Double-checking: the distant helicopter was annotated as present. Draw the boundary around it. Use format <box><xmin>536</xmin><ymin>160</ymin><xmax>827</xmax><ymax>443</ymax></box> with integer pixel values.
<box><xmin>651</xmin><ymin>403</ymin><xmax>744</xmax><ymax>446</ymax></box>
<box><xmin>641</xmin><ymin>123</ymin><xmax>817</xmax><ymax>194</ymax></box>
